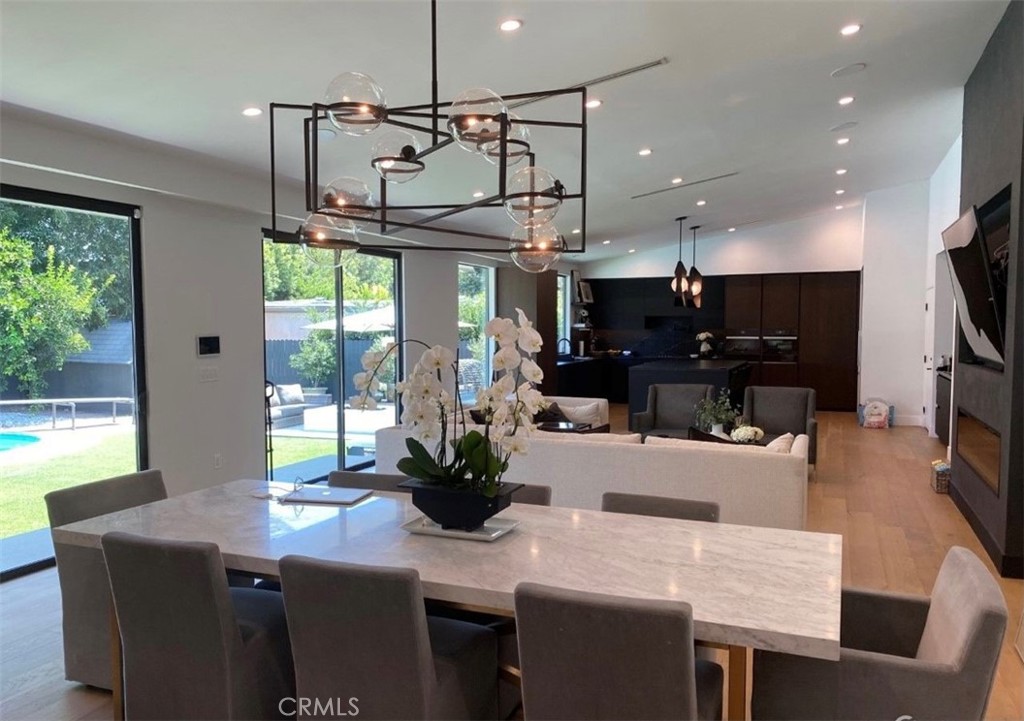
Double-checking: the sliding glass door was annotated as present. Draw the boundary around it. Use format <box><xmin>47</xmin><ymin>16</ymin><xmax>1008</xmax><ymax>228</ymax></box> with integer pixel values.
<box><xmin>263</xmin><ymin>241</ymin><xmax>400</xmax><ymax>479</ymax></box>
<box><xmin>0</xmin><ymin>185</ymin><xmax>146</xmax><ymax>562</ymax></box>
<box><xmin>457</xmin><ymin>264</ymin><xmax>495</xmax><ymax>403</ymax></box>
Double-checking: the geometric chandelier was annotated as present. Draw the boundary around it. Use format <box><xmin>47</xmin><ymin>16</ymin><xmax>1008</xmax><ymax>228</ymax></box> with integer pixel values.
<box><xmin>267</xmin><ymin>0</ymin><xmax>588</xmax><ymax>273</ymax></box>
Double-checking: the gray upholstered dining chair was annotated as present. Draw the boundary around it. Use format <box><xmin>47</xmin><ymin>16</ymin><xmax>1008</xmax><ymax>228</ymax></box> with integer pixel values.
<box><xmin>632</xmin><ymin>384</ymin><xmax>715</xmax><ymax>437</ymax></box>
<box><xmin>515</xmin><ymin>582</ymin><xmax>723</xmax><ymax>720</ymax></box>
<box><xmin>45</xmin><ymin>469</ymin><xmax>168</xmax><ymax>689</ymax></box>
<box><xmin>327</xmin><ymin>469</ymin><xmax>411</xmax><ymax>493</ymax></box>
<box><xmin>752</xmin><ymin>546</ymin><xmax>1008</xmax><ymax>721</ymax></box>
<box><xmin>602</xmin><ymin>492</ymin><xmax>720</xmax><ymax>523</ymax></box>
<box><xmin>279</xmin><ymin>555</ymin><xmax>499</xmax><ymax>720</ymax></box>
<box><xmin>742</xmin><ymin>386</ymin><xmax>817</xmax><ymax>464</ymax></box>
<box><xmin>512</xmin><ymin>483</ymin><xmax>552</xmax><ymax>506</ymax></box>
<box><xmin>101</xmin><ymin>532</ymin><xmax>295</xmax><ymax>720</ymax></box>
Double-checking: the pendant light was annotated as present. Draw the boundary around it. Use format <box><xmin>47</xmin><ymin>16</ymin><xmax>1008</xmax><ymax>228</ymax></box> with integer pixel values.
<box><xmin>669</xmin><ymin>216</ymin><xmax>689</xmax><ymax>305</ymax></box>
<box><xmin>688</xmin><ymin>225</ymin><xmax>704</xmax><ymax>309</ymax></box>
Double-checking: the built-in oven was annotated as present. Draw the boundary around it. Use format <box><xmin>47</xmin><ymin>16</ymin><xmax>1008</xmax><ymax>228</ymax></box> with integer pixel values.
<box><xmin>722</xmin><ymin>330</ymin><xmax>761</xmax><ymax>360</ymax></box>
<box><xmin>762</xmin><ymin>334</ymin><xmax>798</xmax><ymax>362</ymax></box>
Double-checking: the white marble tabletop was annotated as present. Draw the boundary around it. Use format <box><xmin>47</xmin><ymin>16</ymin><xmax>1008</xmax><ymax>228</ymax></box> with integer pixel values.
<box><xmin>53</xmin><ymin>479</ymin><xmax>842</xmax><ymax>660</ymax></box>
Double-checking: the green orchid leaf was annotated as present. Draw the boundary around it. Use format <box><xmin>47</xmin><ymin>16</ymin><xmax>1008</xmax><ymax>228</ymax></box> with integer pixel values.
<box><xmin>406</xmin><ymin>437</ymin><xmax>443</xmax><ymax>475</ymax></box>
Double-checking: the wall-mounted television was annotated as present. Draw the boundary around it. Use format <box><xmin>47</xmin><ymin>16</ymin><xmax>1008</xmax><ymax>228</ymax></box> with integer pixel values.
<box><xmin>941</xmin><ymin>200</ymin><xmax>1008</xmax><ymax>368</ymax></box>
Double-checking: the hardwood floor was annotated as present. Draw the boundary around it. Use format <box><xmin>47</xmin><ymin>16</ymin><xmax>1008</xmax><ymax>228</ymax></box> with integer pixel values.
<box><xmin>1</xmin><ymin>410</ymin><xmax>1021</xmax><ymax>720</ymax></box>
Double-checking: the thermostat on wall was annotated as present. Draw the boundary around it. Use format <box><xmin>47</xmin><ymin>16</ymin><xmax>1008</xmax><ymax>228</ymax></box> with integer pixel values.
<box><xmin>196</xmin><ymin>335</ymin><xmax>221</xmax><ymax>357</ymax></box>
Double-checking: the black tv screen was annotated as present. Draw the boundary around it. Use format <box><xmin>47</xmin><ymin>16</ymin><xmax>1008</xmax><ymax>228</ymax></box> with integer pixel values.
<box><xmin>942</xmin><ymin>207</ymin><xmax>1005</xmax><ymax>366</ymax></box>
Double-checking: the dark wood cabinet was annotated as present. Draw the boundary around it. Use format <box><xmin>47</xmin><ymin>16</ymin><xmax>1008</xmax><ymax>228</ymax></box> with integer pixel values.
<box><xmin>760</xmin><ymin>362</ymin><xmax>800</xmax><ymax>387</ymax></box>
<box><xmin>799</xmin><ymin>271</ymin><xmax>860</xmax><ymax>411</ymax></box>
<box><xmin>724</xmin><ymin>275</ymin><xmax>762</xmax><ymax>330</ymax></box>
<box><xmin>761</xmin><ymin>274</ymin><xmax>800</xmax><ymax>332</ymax></box>
<box><xmin>936</xmin><ymin>373</ymin><xmax>951</xmax><ymax>445</ymax></box>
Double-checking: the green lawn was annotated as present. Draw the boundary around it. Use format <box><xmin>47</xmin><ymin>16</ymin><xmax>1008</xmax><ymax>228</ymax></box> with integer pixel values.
<box><xmin>0</xmin><ymin>433</ymin><xmax>345</xmax><ymax>538</ymax></box>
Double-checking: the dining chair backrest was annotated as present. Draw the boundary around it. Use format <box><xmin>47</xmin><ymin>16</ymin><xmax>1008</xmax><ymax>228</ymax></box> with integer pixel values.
<box><xmin>279</xmin><ymin>555</ymin><xmax>436</xmax><ymax>718</ymax></box>
<box><xmin>327</xmin><ymin>470</ymin><xmax>411</xmax><ymax>493</ymax></box>
<box><xmin>601</xmin><ymin>491</ymin><xmax>720</xmax><ymax>523</ymax></box>
<box><xmin>515</xmin><ymin>581</ymin><xmax>702</xmax><ymax>719</ymax></box>
<box><xmin>513</xmin><ymin>483</ymin><xmax>552</xmax><ymax>506</ymax></box>
<box><xmin>44</xmin><ymin>469</ymin><xmax>167</xmax><ymax>690</ymax></box>
<box><xmin>101</xmin><ymin>531</ymin><xmax>246</xmax><ymax>720</ymax></box>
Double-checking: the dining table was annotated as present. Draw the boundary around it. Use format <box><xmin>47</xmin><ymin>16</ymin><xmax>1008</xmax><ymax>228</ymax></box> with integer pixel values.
<box><xmin>52</xmin><ymin>478</ymin><xmax>843</xmax><ymax>721</ymax></box>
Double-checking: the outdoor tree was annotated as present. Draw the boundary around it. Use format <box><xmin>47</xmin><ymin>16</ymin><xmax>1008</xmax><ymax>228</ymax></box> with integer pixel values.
<box><xmin>0</xmin><ymin>229</ymin><xmax>109</xmax><ymax>396</ymax></box>
<box><xmin>0</xmin><ymin>202</ymin><xmax>130</xmax><ymax>321</ymax></box>
<box><xmin>288</xmin><ymin>310</ymin><xmax>337</xmax><ymax>389</ymax></box>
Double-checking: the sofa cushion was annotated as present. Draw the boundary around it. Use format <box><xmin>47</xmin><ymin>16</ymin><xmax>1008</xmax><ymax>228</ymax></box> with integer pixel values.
<box><xmin>561</xmin><ymin>402</ymin><xmax>602</xmax><ymax>426</ymax></box>
<box><xmin>645</xmin><ymin>435</ymin><xmax>766</xmax><ymax>454</ymax></box>
<box><xmin>534</xmin><ymin>402</ymin><xmax>569</xmax><ymax>424</ymax></box>
<box><xmin>277</xmin><ymin>383</ymin><xmax>305</xmax><ymax>405</ymax></box>
<box><xmin>269</xmin><ymin>390</ymin><xmax>282</xmax><ymax>407</ymax></box>
<box><xmin>544</xmin><ymin>432</ymin><xmax>642</xmax><ymax>445</ymax></box>
<box><xmin>765</xmin><ymin>433</ymin><xmax>795</xmax><ymax>454</ymax></box>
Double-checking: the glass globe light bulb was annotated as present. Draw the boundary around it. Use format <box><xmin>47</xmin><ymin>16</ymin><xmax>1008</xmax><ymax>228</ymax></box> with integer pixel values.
<box><xmin>322</xmin><ymin>176</ymin><xmax>376</xmax><ymax>228</ymax></box>
<box><xmin>481</xmin><ymin>113</ymin><xmax>531</xmax><ymax>167</ymax></box>
<box><xmin>323</xmin><ymin>72</ymin><xmax>386</xmax><ymax>136</ymax></box>
<box><xmin>299</xmin><ymin>212</ymin><xmax>360</xmax><ymax>269</ymax></box>
<box><xmin>504</xmin><ymin>166</ymin><xmax>563</xmax><ymax>228</ymax></box>
<box><xmin>371</xmin><ymin>130</ymin><xmax>424</xmax><ymax>184</ymax></box>
<box><xmin>447</xmin><ymin>88</ymin><xmax>507</xmax><ymax>154</ymax></box>
<box><xmin>509</xmin><ymin>224</ymin><xmax>563</xmax><ymax>273</ymax></box>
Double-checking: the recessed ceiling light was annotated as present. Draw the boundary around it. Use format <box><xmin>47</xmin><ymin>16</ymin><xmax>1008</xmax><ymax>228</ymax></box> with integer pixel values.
<box><xmin>242</xmin><ymin>106</ymin><xmax>262</xmax><ymax>117</ymax></box>
<box><xmin>838</xmin><ymin>96</ymin><xmax>855</xmax><ymax>106</ymax></box>
<box><xmin>836</xmin><ymin>137</ymin><xmax>850</xmax><ymax>145</ymax></box>
<box><xmin>836</xmin><ymin>168</ymin><xmax>848</xmax><ymax>175</ymax></box>
<box><xmin>728</xmin><ymin>227</ymin><xmax>736</xmax><ymax>232</ymax></box>
<box><xmin>472</xmin><ymin>190</ymin><xmax>485</xmax><ymax>198</ymax></box>
<box><xmin>840</xmin><ymin>23</ymin><xmax>862</xmax><ymax>36</ymax></box>
<box><xmin>585</xmin><ymin>99</ymin><xmax>602</xmax><ymax>109</ymax></box>
<box><xmin>671</xmin><ymin>177</ymin><xmax>683</xmax><ymax>184</ymax></box>
<box><xmin>836</xmin><ymin>205</ymin><xmax>845</xmax><ymax>210</ymax></box>
<box><xmin>499</xmin><ymin>19</ymin><xmax>523</xmax><ymax>32</ymax></box>
<box><xmin>602</xmin><ymin>240</ymin><xmax>611</xmax><ymax>245</ymax></box>
<box><xmin>638</xmin><ymin>148</ymin><xmax>652</xmax><ymax>156</ymax></box>
<box><xmin>696</xmin><ymin>200</ymin><xmax>707</xmax><ymax>206</ymax></box>
<box><xmin>571</xmin><ymin>228</ymin><xmax>581</xmax><ymax>234</ymax></box>
<box><xmin>835</xmin><ymin>189</ymin><xmax>846</xmax><ymax>195</ymax></box>
<box><xmin>628</xmin><ymin>249</ymin><xmax>636</xmax><ymax>254</ymax></box>
<box><xmin>831</xmin><ymin>62</ymin><xmax>868</xmax><ymax>78</ymax></box>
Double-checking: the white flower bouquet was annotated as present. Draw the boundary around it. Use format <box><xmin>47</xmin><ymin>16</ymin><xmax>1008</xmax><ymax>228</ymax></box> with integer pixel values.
<box><xmin>730</xmin><ymin>425</ymin><xmax>765</xmax><ymax>444</ymax></box>
<box><xmin>355</xmin><ymin>308</ymin><xmax>543</xmax><ymax>495</ymax></box>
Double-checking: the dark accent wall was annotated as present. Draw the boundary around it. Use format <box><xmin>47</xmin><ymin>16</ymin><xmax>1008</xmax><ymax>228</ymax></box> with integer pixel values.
<box><xmin>954</xmin><ymin>0</ymin><xmax>1023</xmax><ymax>577</ymax></box>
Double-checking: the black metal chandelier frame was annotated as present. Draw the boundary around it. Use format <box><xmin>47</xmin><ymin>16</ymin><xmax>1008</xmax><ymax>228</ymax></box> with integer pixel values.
<box><xmin>268</xmin><ymin>0</ymin><xmax>588</xmax><ymax>256</ymax></box>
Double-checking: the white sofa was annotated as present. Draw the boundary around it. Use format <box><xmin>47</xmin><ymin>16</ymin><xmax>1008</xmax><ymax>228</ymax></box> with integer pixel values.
<box><xmin>375</xmin><ymin>427</ymin><xmax>810</xmax><ymax>530</ymax></box>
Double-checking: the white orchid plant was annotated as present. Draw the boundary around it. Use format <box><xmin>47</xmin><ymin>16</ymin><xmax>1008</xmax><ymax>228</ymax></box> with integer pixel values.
<box><xmin>354</xmin><ymin>308</ymin><xmax>545</xmax><ymax>495</ymax></box>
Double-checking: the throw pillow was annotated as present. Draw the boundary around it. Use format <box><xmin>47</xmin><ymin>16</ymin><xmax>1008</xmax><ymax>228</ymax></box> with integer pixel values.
<box><xmin>561</xmin><ymin>402</ymin><xmax>602</xmax><ymax>426</ymax></box>
<box><xmin>533</xmin><ymin>402</ymin><xmax>569</xmax><ymax>424</ymax></box>
<box><xmin>276</xmin><ymin>383</ymin><xmax>305</xmax><ymax>405</ymax></box>
<box><xmin>765</xmin><ymin>433</ymin><xmax>795</xmax><ymax>454</ymax></box>
<box><xmin>469</xmin><ymin>409</ymin><xmax>488</xmax><ymax>425</ymax></box>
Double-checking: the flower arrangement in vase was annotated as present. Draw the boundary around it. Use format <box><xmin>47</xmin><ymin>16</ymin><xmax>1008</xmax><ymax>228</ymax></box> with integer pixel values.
<box><xmin>696</xmin><ymin>331</ymin><xmax>716</xmax><ymax>358</ymax></box>
<box><xmin>730</xmin><ymin>424</ymin><xmax>765</xmax><ymax>444</ymax></box>
<box><xmin>355</xmin><ymin>309</ymin><xmax>544</xmax><ymax>530</ymax></box>
<box><xmin>694</xmin><ymin>388</ymin><xmax>738</xmax><ymax>436</ymax></box>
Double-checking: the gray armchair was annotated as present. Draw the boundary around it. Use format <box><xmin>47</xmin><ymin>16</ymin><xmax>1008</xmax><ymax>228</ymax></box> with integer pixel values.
<box><xmin>743</xmin><ymin>386</ymin><xmax>817</xmax><ymax>464</ymax></box>
<box><xmin>632</xmin><ymin>384</ymin><xmax>715</xmax><ymax>437</ymax></box>
<box><xmin>752</xmin><ymin>546</ymin><xmax>1008</xmax><ymax>721</ymax></box>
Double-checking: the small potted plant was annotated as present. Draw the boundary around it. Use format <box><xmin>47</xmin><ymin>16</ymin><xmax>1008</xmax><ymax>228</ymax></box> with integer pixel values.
<box><xmin>696</xmin><ymin>331</ymin><xmax>716</xmax><ymax>359</ymax></box>
<box><xmin>694</xmin><ymin>388</ymin><xmax>738</xmax><ymax>436</ymax></box>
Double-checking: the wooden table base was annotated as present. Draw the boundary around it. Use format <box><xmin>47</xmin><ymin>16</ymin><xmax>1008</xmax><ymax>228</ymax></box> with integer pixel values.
<box><xmin>728</xmin><ymin>645</ymin><xmax>749</xmax><ymax>721</ymax></box>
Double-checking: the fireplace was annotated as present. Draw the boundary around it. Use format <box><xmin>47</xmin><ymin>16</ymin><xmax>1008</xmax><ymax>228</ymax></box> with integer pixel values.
<box><xmin>956</xmin><ymin>409</ymin><xmax>1001</xmax><ymax>494</ymax></box>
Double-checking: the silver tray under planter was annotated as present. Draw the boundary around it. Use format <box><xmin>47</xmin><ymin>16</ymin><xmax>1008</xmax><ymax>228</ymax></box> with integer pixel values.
<box><xmin>401</xmin><ymin>516</ymin><xmax>519</xmax><ymax>542</ymax></box>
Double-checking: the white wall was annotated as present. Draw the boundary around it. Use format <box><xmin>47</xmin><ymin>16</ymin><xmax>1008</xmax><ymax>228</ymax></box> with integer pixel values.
<box><xmin>860</xmin><ymin>180</ymin><xmax>932</xmax><ymax>426</ymax></box>
<box><xmin>925</xmin><ymin>136</ymin><xmax>962</xmax><ymax>437</ymax></box>
<box><xmin>580</xmin><ymin>208</ymin><xmax>864</xmax><ymax>278</ymax></box>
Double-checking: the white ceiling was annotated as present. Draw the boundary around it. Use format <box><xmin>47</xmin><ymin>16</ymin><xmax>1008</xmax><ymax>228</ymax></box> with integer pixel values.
<box><xmin>0</xmin><ymin>0</ymin><xmax>1008</xmax><ymax>260</ymax></box>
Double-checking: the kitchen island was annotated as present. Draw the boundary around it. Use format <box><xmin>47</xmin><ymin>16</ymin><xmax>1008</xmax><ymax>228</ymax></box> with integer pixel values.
<box><xmin>628</xmin><ymin>359</ymin><xmax>753</xmax><ymax>420</ymax></box>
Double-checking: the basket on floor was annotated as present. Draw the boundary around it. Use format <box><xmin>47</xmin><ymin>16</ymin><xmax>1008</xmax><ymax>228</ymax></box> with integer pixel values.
<box><xmin>931</xmin><ymin>460</ymin><xmax>951</xmax><ymax>494</ymax></box>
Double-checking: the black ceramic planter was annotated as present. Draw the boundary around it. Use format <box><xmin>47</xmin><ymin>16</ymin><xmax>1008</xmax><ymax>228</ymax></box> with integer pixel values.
<box><xmin>399</xmin><ymin>479</ymin><xmax>524</xmax><ymax>531</ymax></box>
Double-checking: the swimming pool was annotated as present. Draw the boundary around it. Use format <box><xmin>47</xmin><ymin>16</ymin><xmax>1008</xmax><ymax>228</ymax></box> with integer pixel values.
<box><xmin>0</xmin><ymin>432</ymin><xmax>40</xmax><ymax>452</ymax></box>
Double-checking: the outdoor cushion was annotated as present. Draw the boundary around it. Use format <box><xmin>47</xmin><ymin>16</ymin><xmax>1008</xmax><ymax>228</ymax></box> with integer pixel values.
<box><xmin>276</xmin><ymin>383</ymin><xmax>305</xmax><ymax>405</ymax></box>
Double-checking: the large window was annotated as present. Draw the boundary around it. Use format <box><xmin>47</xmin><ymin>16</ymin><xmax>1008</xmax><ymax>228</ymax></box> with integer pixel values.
<box><xmin>263</xmin><ymin>241</ymin><xmax>400</xmax><ymax>479</ymax></box>
<box><xmin>0</xmin><ymin>185</ymin><xmax>146</xmax><ymax>557</ymax></box>
<box><xmin>457</xmin><ymin>264</ymin><xmax>495</xmax><ymax>403</ymax></box>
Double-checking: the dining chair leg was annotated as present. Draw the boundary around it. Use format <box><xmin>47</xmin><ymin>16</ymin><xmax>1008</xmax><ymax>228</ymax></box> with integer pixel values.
<box><xmin>110</xmin><ymin>602</ymin><xmax>124</xmax><ymax>721</ymax></box>
<box><xmin>727</xmin><ymin>645</ymin><xmax>748</xmax><ymax>721</ymax></box>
